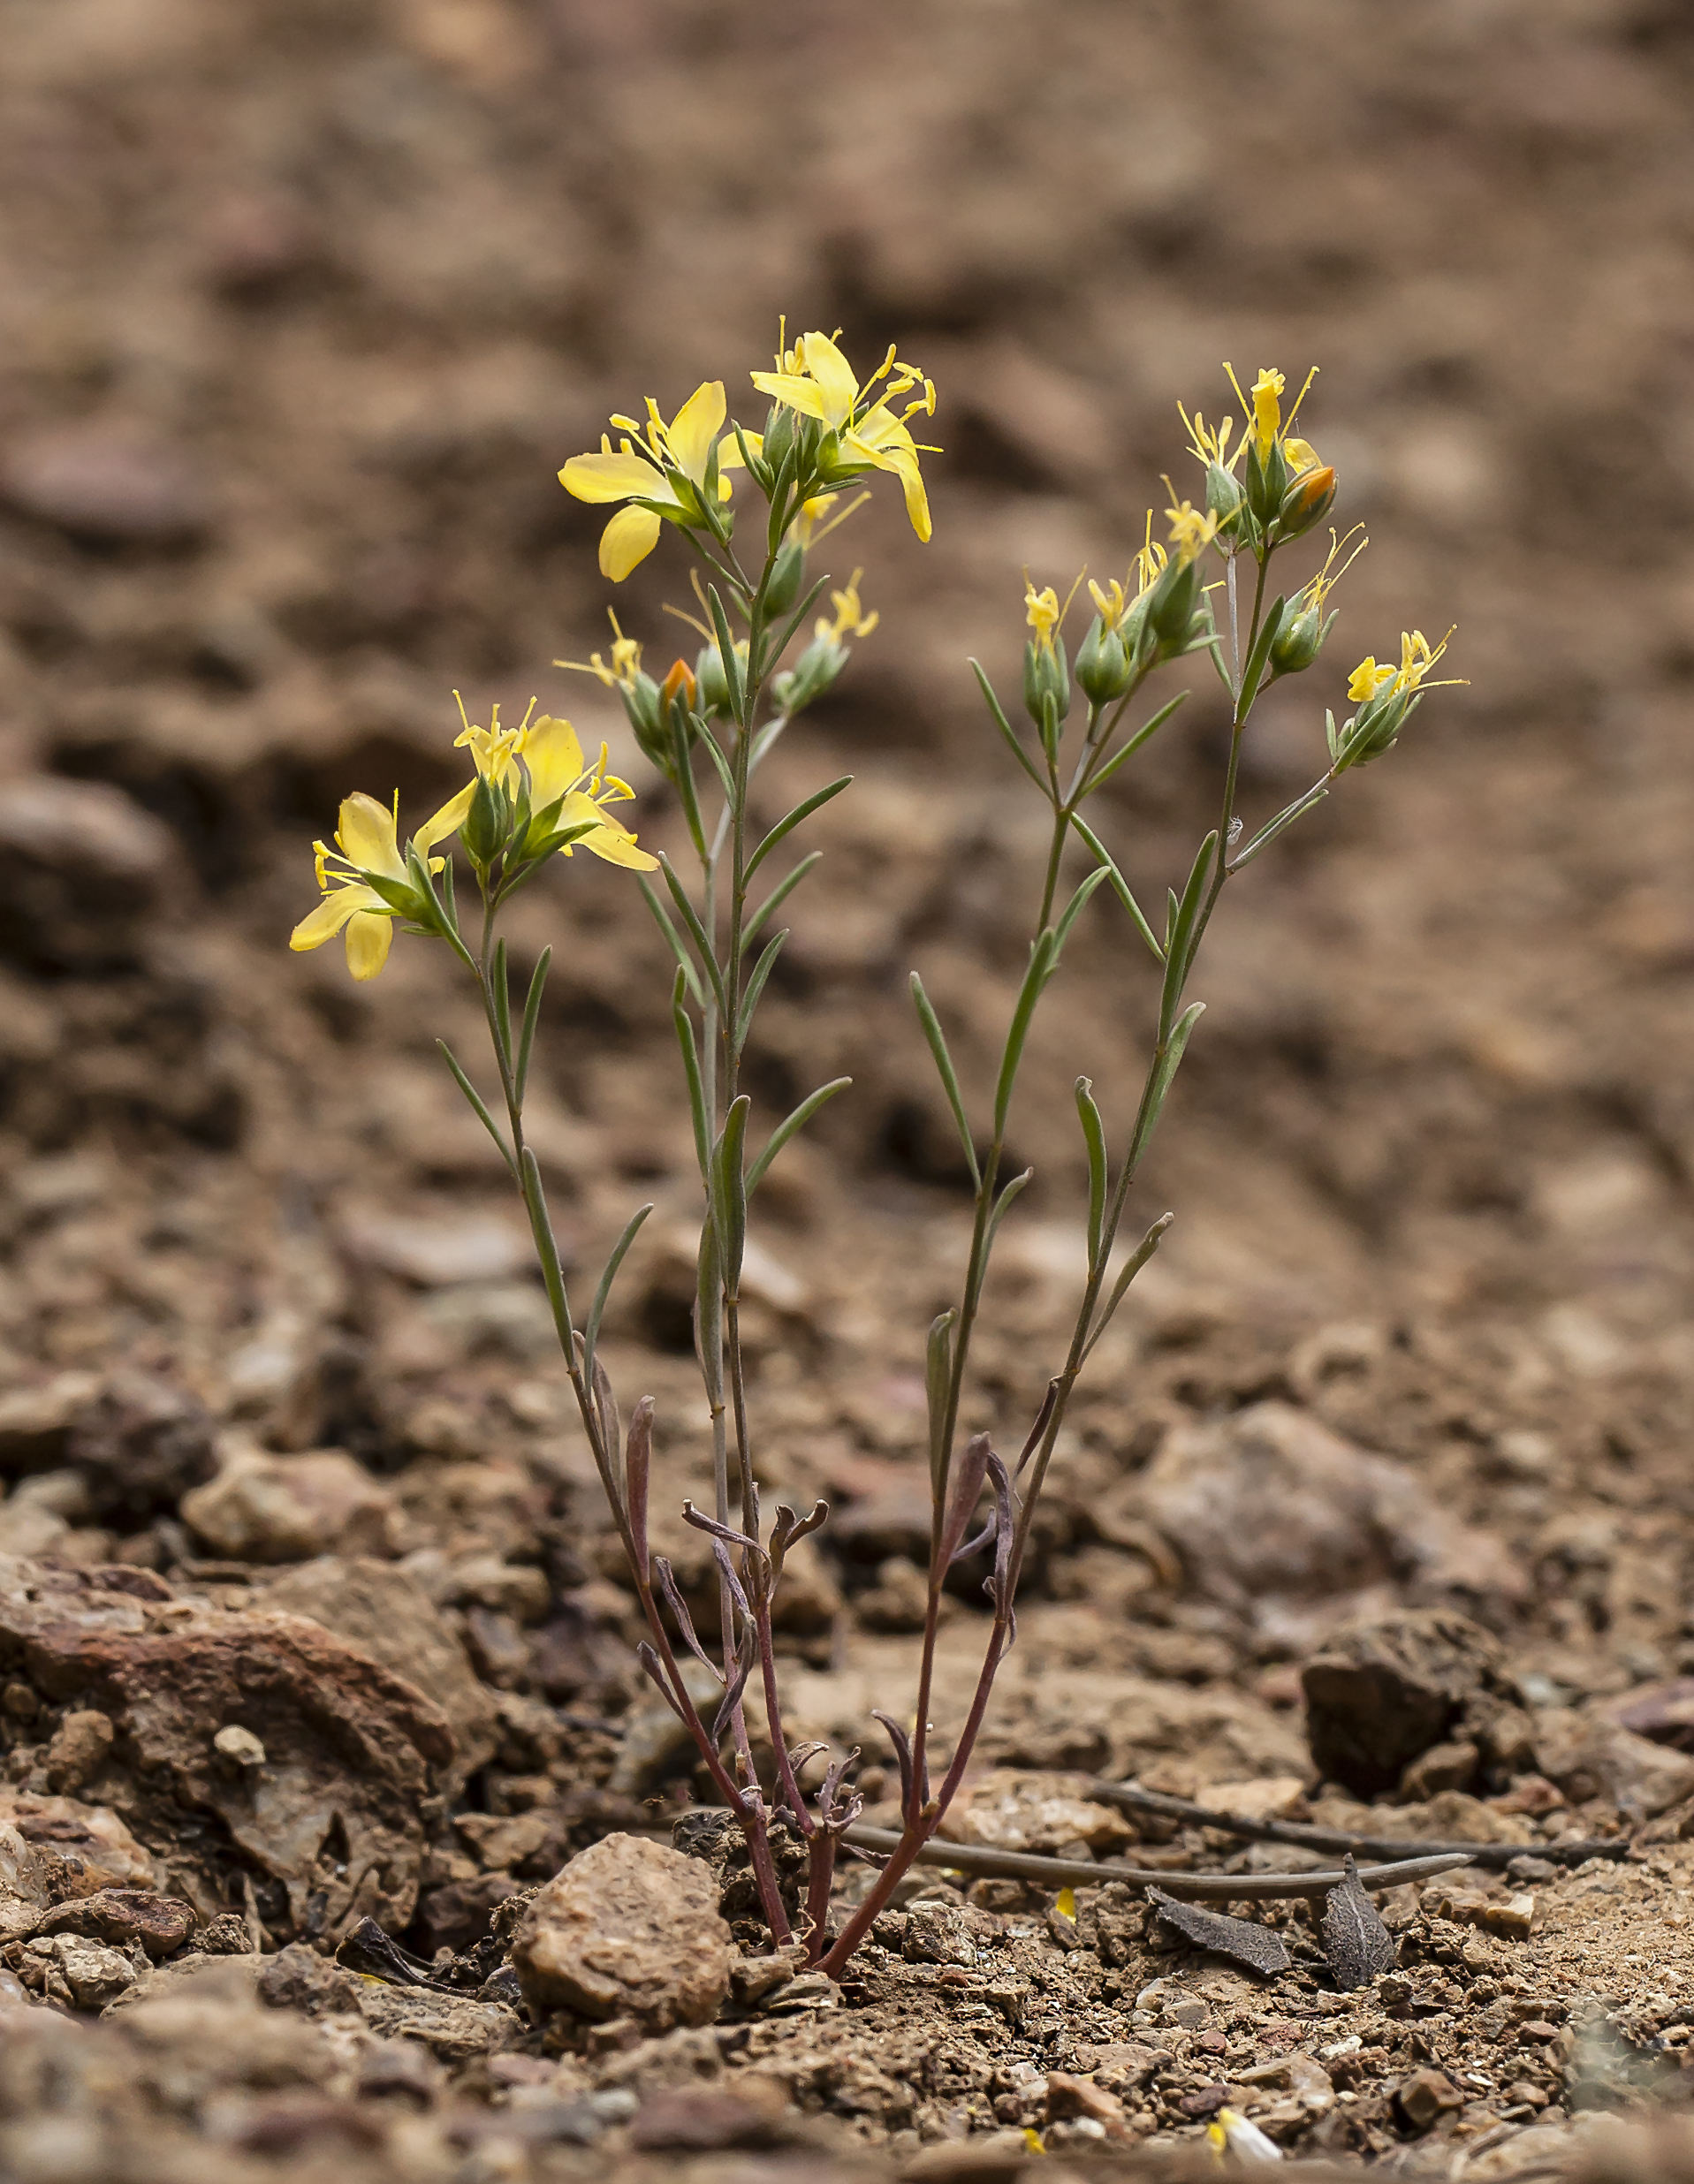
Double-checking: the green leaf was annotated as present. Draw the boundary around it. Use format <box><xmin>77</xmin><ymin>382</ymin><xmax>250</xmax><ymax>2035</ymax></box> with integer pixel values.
<box><xmin>583</xmin><ymin>1202</ymin><xmax>654</xmax><ymax>1392</ymax></box>
<box><xmin>657</xmin><ymin>854</ymin><xmax>729</xmax><ymax>1020</ymax></box>
<box><xmin>1081</xmin><ymin>691</ymin><xmax>1189</xmax><ymax>799</ymax></box>
<box><xmin>639</xmin><ymin>877</ymin><xmax>705</xmax><ymax>1009</ymax></box>
<box><xmin>970</xmin><ymin>658</ymin><xmax>1047</xmax><ymax>791</ymax></box>
<box><xmin>742</xmin><ymin>851</ymin><xmax>821</xmax><ymax>952</ymax></box>
<box><xmin>1158</xmin><ymin>831</ymin><xmax>1218</xmax><ymax>1034</ymax></box>
<box><xmin>710</xmin><ymin>1095</ymin><xmax>751</xmax><ymax>1296</ymax></box>
<box><xmin>1230</xmin><ymin>781</ymin><xmax>1330</xmax><ymax>871</ymax></box>
<box><xmin>514</xmin><ymin>946</ymin><xmax>552</xmax><ymax>1104</ymax></box>
<box><xmin>985</xmin><ymin>1165</ymin><xmax>1033</xmax><ymax>1250</ymax></box>
<box><xmin>1130</xmin><ymin>1000</ymin><xmax>1205</xmax><ymax>1167</ymax></box>
<box><xmin>695</xmin><ymin>722</ymin><xmax>737</xmax><ymax>805</ymax></box>
<box><xmin>671</xmin><ymin>969</ymin><xmax>711</xmax><ymax>1177</ymax></box>
<box><xmin>520</xmin><ymin>1146</ymin><xmax>576</xmax><ymax>1358</ymax></box>
<box><xmin>1067</xmin><ymin>815</ymin><xmax>1164</xmax><ymax>964</ymax></box>
<box><xmin>993</xmin><ymin>930</ymin><xmax>1059</xmax><ymax>1138</ymax></box>
<box><xmin>734</xmin><ymin>928</ymin><xmax>787</xmax><ymax>1057</ymax></box>
<box><xmin>706</xmin><ymin>584</ymin><xmax>747</xmax><ymax>724</ymax></box>
<box><xmin>437</xmin><ymin>1040</ymin><xmax>515</xmax><ymax>1179</ymax></box>
<box><xmin>672</xmin><ymin>707</ymin><xmax>709</xmax><ymax>860</ymax></box>
<box><xmin>1082</xmin><ymin>1211</ymin><xmax>1174</xmax><ymax>1361</ymax></box>
<box><xmin>491</xmin><ymin>938</ymin><xmax>513</xmax><ymax>1073</ymax></box>
<box><xmin>747</xmin><ymin>1077</ymin><xmax>852</xmax><ymax>1194</ymax></box>
<box><xmin>746</xmin><ymin>776</ymin><xmax>851</xmax><ymax>881</ymax></box>
<box><xmin>1236</xmin><ymin>593</ymin><xmax>1287</xmax><ymax>719</ymax></box>
<box><xmin>1052</xmin><ymin>862</ymin><xmax>1111</xmax><ymax>954</ymax></box>
<box><xmin>1075</xmin><ymin>1077</ymin><xmax>1108</xmax><ymax>1274</ymax></box>
<box><xmin>925</xmin><ymin>1308</ymin><xmax>957</xmax><ymax>1493</ymax></box>
<box><xmin>909</xmin><ymin>974</ymin><xmax>980</xmax><ymax>1186</ymax></box>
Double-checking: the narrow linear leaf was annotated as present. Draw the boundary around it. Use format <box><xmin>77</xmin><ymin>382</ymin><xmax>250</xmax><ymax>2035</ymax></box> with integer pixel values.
<box><xmin>993</xmin><ymin>930</ymin><xmax>1059</xmax><ymax>1138</ymax></box>
<box><xmin>747</xmin><ymin>1077</ymin><xmax>852</xmax><ymax>1194</ymax></box>
<box><xmin>970</xmin><ymin>658</ymin><xmax>1047</xmax><ymax>790</ymax></box>
<box><xmin>925</xmin><ymin>1308</ymin><xmax>956</xmax><ymax>1494</ymax></box>
<box><xmin>746</xmin><ymin>776</ymin><xmax>852</xmax><ymax>881</ymax></box>
<box><xmin>436</xmin><ymin>1041</ymin><xmax>515</xmax><ymax>1179</ymax></box>
<box><xmin>695</xmin><ymin>721</ymin><xmax>737</xmax><ymax>804</ymax></box>
<box><xmin>491</xmin><ymin>938</ymin><xmax>513</xmax><ymax>1072</ymax></box>
<box><xmin>520</xmin><ymin>1146</ymin><xmax>576</xmax><ymax>1358</ymax></box>
<box><xmin>984</xmin><ymin>1166</ymin><xmax>1034</xmax><ymax>1251</ymax></box>
<box><xmin>1159</xmin><ymin>830</ymin><xmax>1219</xmax><ymax>1029</ymax></box>
<box><xmin>695</xmin><ymin>1218</ymin><xmax>724</xmax><ymax>1404</ymax></box>
<box><xmin>742</xmin><ymin>850</ymin><xmax>822</xmax><ymax>952</ymax></box>
<box><xmin>1236</xmin><ymin>593</ymin><xmax>1287</xmax><ymax>718</ymax></box>
<box><xmin>584</xmin><ymin>1203</ymin><xmax>655</xmax><ymax>1391</ymax></box>
<box><xmin>514</xmin><ymin>945</ymin><xmax>552</xmax><ymax>1103</ymax></box>
<box><xmin>734</xmin><ymin>928</ymin><xmax>788</xmax><ymax>1056</ymax></box>
<box><xmin>671</xmin><ymin>708</ymin><xmax>709</xmax><ymax>860</ymax></box>
<box><xmin>1075</xmin><ymin>1077</ymin><xmax>1108</xmax><ymax>1274</ymax></box>
<box><xmin>1082</xmin><ymin>691</ymin><xmax>1189</xmax><ymax>798</ymax></box>
<box><xmin>657</xmin><ymin>854</ymin><xmax>729</xmax><ymax>1019</ymax></box>
<box><xmin>1052</xmin><ymin>862</ymin><xmax>1111</xmax><ymax>952</ymax></box>
<box><xmin>706</xmin><ymin>583</ymin><xmax>747</xmax><ymax>724</ymax></box>
<box><xmin>1229</xmin><ymin>781</ymin><xmax>1330</xmax><ymax>870</ymax></box>
<box><xmin>1130</xmin><ymin>1000</ymin><xmax>1205</xmax><ymax>1168</ymax></box>
<box><xmin>1068</xmin><ymin>815</ymin><xmax>1164</xmax><ymax>964</ymax></box>
<box><xmin>909</xmin><ymin>974</ymin><xmax>980</xmax><ymax>1186</ymax></box>
<box><xmin>672</xmin><ymin>970</ymin><xmax>711</xmax><ymax>1177</ymax></box>
<box><xmin>639</xmin><ymin>877</ymin><xmax>705</xmax><ymax>1008</ymax></box>
<box><xmin>710</xmin><ymin>1095</ymin><xmax>751</xmax><ymax>1296</ymax></box>
<box><xmin>1082</xmin><ymin>1211</ymin><xmax>1174</xmax><ymax>1361</ymax></box>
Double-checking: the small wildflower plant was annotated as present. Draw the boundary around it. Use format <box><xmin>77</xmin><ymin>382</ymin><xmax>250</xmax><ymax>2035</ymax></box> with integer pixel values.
<box><xmin>289</xmin><ymin>335</ymin><xmax>1459</xmax><ymax>1972</ymax></box>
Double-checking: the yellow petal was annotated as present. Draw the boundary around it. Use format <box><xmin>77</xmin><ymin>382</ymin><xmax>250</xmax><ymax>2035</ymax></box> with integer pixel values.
<box><xmin>557</xmin><ymin>792</ymin><xmax>658</xmax><ymax>872</ymax></box>
<box><xmin>344</xmin><ymin>909</ymin><xmax>394</xmax><ymax>980</ymax></box>
<box><xmin>717</xmin><ymin>429</ymin><xmax>761</xmax><ymax>471</ymax></box>
<box><xmin>290</xmin><ymin>883</ymin><xmax>383</xmax><ymax>952</ymax></box>
<box><xmin>666</xmin><ymin>381</ymin><xmax>726</xmax><ymax>483</ymax></box>
<box><xmin>522</xmin><ymin>715</ymin><xmax>586</xmax><ymax>808</ymax></box>
<box><xmin>560</xmin><ymin>449</ymin><xmax>672</xmax><ymax>504</ymax></box>
<box><xmin>848</xmin><ymin>421</ymin><xmax>932</xmax><ymax>542</ymax></box>
<box><xmin>794</xmin><ymin>331</ymin><xmax>859</xmax><ymax>428</ymax></box>
<box><xmin>415</xmin><ymin>781</ymin><xmax>475</xmax><ymax>855</ymax></box>
<box><xmin>600</xmin><ymin>504</ymin><xmax>662</xmax><ymax>582</ymax></box>
<box><xmin>749</xmin><ymin>369</ymin><xmax>832</xmax><ymax>425</ymax></box>
<box><xmin>337</xmin><ymin>792</ymin><xmax>406</xmax><ymax>881</ymax></box>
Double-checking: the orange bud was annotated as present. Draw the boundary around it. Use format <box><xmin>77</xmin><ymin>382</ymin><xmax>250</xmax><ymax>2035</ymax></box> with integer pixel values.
<box><xmin>659</xmin><ymin>658</ymin><xmax>696</xmax><ymax>712</ymax></box>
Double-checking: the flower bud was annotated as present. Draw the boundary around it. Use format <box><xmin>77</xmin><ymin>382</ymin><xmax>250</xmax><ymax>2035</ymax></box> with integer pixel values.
<box><xmin>693</xmin><ymin>644</ymin><xmax>733</xmax><ymax>719</ymax></box>
<box><xmin>1277</xmin><ymin>464</ymin><xmax>1336</xmax><ymax>541</ymax></box>
<box><xmin>1145</xmin><ymin>553</ymin><xmax>1199</xmax><ymax>648</ymax></box>
<box><xmin>1204</xmin><ymin>459</ymin><xmax>1243</xmax><ymax>531</ymax></box>
<box><xmin>1243</xmin><ymin>437</ymin><xmax>1288</xmax><ymax>527</ymax></box>
<box><xmin>463</xmin><ymin>770</ymin><xmax>513</xmax><ymax>868</ymax></box>
<box><xmin>1075</xmin><ymin>613</ymin><xmax>1133</xmax><ymax>705</ymax></box>
<box><xmin>762</xmin><ymin>405</ymin><xmax>796</xmax><ymax>477</ymax></box>
<box><xmin>771</xmin><ymin>631</ymin><xmax>848</xmax><ymax>717</ymax></box>
<box><xmin>661</xmin><ymin>657</ymin><xmax>697</xmax><ymax>714</ymax></box>
<box><xmin>764</xmin><ymin>539</ymin><xmax>806</xmax><ymax>618</ymax></box>
<box><xmin>1022</xmin><ymin>634</ymin><xmax>1071</xmax><ymax>738</ymax></box>
<box><xmin>1269</xmin><ymin>603</ymin><xmax>1335</xmax><ymax>678</ymax></box>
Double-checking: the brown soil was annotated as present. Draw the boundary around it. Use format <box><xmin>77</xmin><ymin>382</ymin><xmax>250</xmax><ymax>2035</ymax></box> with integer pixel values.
<box><xmin>2</xmin><ymin>0</ymin><xmax>1694</xmax><ymax>2177</ymax></box>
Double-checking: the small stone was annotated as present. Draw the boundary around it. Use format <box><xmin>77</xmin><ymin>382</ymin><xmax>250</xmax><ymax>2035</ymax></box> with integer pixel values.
<box><xmin>1303</xmin><ymin>1610</ymin><xmax>1500</xmax><ymax>1797</ymax></box>
<box><xmin>1401</xmin><ymin>1739</ymin><xmax>1480</xmax><ymax>1800</ymax></box>
<box><xmin>180</xmin><ymin>1446</ymin><xmax>399</xmax><ymax>1563</ymax></box>
<box><xmin>903</xmin><ymin>1902</ymin><xmax>977</xmax><ymax>1967</ymax></box>
<box><xmin>511</xmin><ymin>1832</ymin><xmax>732</xmax><ymax>2031</ymax></box>
<box><xmin>64</xmin><ymin>1376</ymin><xmax>218</xmax><ymax>1525</ymax></box>
<box><xmin>341</xmin><ymin>1210</ymin><xmax>535</xmax><ymax>1287</ymax></box>
<box><xmin>1045</xmin><ymin>2070</ymin><xmax>1125</xmax><ymax>2131</ymax></box>
<box><xmin>198</xmin><ymin>1912</ymin><xmax>255</xmax><ymax>1955</ymax></box>
<box><xmin>1507</xmin><ymin>1856</ymin><xmax>1556</xmax><ymax>1884</ymax></box>
<box><xmin>1518</xmin><ymin>2020</ymin><xmax>1560</xmax><ymax>2044</ymax></box>
<box><xmin>2</xmin><ymin>1683</ymin><xmax>37</xmax><ymax>1721</ymax></box>
<box><xmin>628</xmin><ymin>2079</ymin><xmax>792</xmax><ymax>2151</ymax></box>
<box><xmin>42</xmin><ymin>1710</ymin><xmax>113</xmax><ymax>1795</ymax></box>
<box><xmin>729</xmin><ymin>1946</ymin><xmax>806</xmax><ymax>2006</ymax></box>
<box><xmin>1484</xmin><ymin>1893</ymin><xmax>1536</xmax><ymax>1940</ymax></box>
<box><xmin>213</xmin><ymin>1725</ymin><xmax>267</xmax><ymax>1771</ymax></box>
<box><xmin>37</xmin><ymin>1887</ymin><xmax>195</xmax><ymax>1960</ymax></box>
<box><xmin>1395</xmin><ymin>2067</ymin><xmax>1464</xmax><ymax>2131</ymax></box>
<box><xmin>41</xmin><ymin>1933</ymin><xmax>136</xmax><ymax>2008</ymax></box>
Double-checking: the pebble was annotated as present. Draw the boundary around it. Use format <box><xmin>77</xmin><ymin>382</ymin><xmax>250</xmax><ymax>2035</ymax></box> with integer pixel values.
<box><xmin>0</xmin><ymin>426</ymin><xmax>209</xmax><ymax>546</ymax></box>
<box><xmin>1396</xmin><ymin>2067</ymin><xmax>1465</xmax><ymax>2131</ymax></box>
<box><xmin>510</xmin><ymin>1831</ymin><xmax>732</xmax><ymax>2031</ymax></box>
<box><xmin>37</xmin><ymin>1888</ymin><xmax>195</xmax><ymax>1960</ymax></box>
<box><xmin>179</xmin><ymin>1446</ymin><xmax>399</xmax><ymax>1562</ymax></box>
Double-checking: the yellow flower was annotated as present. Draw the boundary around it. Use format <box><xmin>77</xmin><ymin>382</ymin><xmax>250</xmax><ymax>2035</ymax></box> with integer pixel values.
<box><xmin>817</xmin><ymin>570</ymin><xmax>877</xmax><ymax>644</ymax></box>
<box><xmin>1393</xmin><ymin>626</ymin><xmax>1453</xmax><ymax>694</ymax></box>
<box><xmin>1024</xmin><ymin>580</ymin><xmax>1061</xmax><ymax>650</ymax></box>
<box><xmin>750</xmin><ymin>330</ymin><xmax>938</xmax><ymax>542</ymax></box>
<box><xmin>558</xmin><ymin>608</ymin><xmax>643</xmax><ymax>691</ymax></box>
<box><xmin>559</xmin><ymin>382</ymin><xmax>744</xmax><ymax>581</ymax></box>
<box><xmin>455</xmin><ymin>702</ymin><xmax>658</xmax><ymax>871</ymax></box>
<box><xmin>1165</xmin><ymin>497</ymin><xmax>1219</xmax><ymax>565</ymax></box>
<box><xmin>1248</xmin><ymin>368</ymin><xmax>1285</xmax><ymax>459</ymax></box>
<box><xmin>1347</xmin><ymin>656</ymin><xmax>1396</xmax><ymax>703</ymax></box>
<box><xmin>289</xmin><ymin>790</ymin><xmax>462</xmax><ymax>982</ymax></box>
<box><xmin>1302</xmin><ymin>525</ymin><xmax>1368</xmax><ymax>617</ymax></box>
<box><xmin>1088</xmin><ymin>575</ymin><xmax>1128</xmax><ymax>632</ymax></box>
<box><xmin>1206</xmin><ymin>2107</ymin><xmax>1281</xmax><ymax>2165</ymax></box>
<box><xmin>1281</xmin><ymin>436</ymin><xmax>1321</xmax><ymax>477</ymax></box>
<box><xmin>1178</xmin><ymin>404</ymin><xmax>1237</xmax><ymax>472</ymax></box>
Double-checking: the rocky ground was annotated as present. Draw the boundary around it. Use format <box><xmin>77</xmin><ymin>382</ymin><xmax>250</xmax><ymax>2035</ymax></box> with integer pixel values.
<box><xmin>4</xmin><ymin>0</ymin><xmax>1694</xmax><ymax>2176</ymax></box>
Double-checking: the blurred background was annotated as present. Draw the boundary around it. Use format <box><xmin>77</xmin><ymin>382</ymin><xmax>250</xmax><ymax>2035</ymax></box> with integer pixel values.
<box><xmin>0</xmin><ymin>0</ymin><xmax>1691</xmax><ymax>1627</ymax></box>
